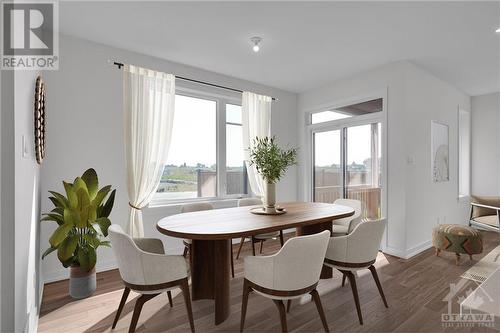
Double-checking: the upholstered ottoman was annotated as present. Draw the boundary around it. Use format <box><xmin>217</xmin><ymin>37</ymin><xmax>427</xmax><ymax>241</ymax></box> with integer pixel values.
<box><xmin>432</xmin><ymin>224</ymin><xmax>483</xmax><ymax>265</ymax></box>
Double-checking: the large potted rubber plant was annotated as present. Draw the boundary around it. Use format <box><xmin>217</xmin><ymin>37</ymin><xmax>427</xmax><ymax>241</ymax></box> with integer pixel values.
<box><xmin>41</xmin><ymin>168</ymin><xmax>116</xmax><ymax>299</ymax></box>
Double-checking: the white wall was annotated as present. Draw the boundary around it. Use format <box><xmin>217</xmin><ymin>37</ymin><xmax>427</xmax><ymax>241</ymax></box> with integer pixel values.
<box><xmin>298</xmin><ymin>61</ymin><xmax>470</xmax><ymax>258</ymax></box>
<box><xmin>41</xmin><ymin>35</ymin><xmax>298</xmax><ymax>282</ymax></box>
<box><xmin>471</xmin><ymin>92</ymin><xmax>500</xmax><ymax>196</ymax></box>
<box><xmin>14</xmin><ymin>71</ymin><xmax>42</xmax><ymax>332</ymax></box>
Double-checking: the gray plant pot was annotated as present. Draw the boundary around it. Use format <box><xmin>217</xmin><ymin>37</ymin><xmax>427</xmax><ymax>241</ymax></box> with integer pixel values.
<box><xmin>69</xmin><ymin>265</ymin><xmax>96</xmax><ymax>299</ymax></box>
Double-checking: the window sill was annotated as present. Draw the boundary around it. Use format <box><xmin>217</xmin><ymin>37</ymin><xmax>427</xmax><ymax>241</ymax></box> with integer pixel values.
<box><xmin>148</xmin><ymin>195</ymin><xmax>249</xmax><ymax>209</ymax></box>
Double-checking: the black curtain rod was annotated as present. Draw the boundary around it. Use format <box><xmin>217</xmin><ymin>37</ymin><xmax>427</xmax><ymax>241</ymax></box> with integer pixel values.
<box><xmin>112</xmin><ymin>62</ymin><xmax>277</xmax><ymax>101</ymax></box>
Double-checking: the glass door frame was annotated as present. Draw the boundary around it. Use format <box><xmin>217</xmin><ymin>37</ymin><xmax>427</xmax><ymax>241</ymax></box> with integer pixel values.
<box><xmin>305</xmin><ymin>90</ymin><xmax>388</xmax><ymax>240</ymax></box>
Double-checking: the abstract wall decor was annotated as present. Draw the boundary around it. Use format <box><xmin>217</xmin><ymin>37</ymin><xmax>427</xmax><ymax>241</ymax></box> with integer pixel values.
<box><xmin>431</xmin><ymin>121</ymin><xmax>449</xmax><ymax>182</ymax></box>
<box><xmin>34</xmin><ymin>75</ymin><xmax>46</xmax><ymax>164</ymax></box>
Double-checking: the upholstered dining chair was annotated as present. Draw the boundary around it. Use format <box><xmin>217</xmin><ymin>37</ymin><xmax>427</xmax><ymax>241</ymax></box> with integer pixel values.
<box><xmin>240</xmin><ymin>230</ymin><xmax>331</xmax><ymax>333</ymax></box>
<box><xmin>179</xmin><ymin>202</ymin><xmax>240</xmax><ymax>278</ymax></box>
<box><xmin>331</xmin><ymin>198</ymin><xmax>362</xmax><ymax>236</ymax></box>
<box><xmin>236</xmin><ymin>198</ymin><xmax>285</xmax><ymax>259</ymax></box>
<box><xmin>108</xmin><ymin>225</ymin><xmax>195</xmax><ymax>333</ymax></box>
<box><xmin>324</xmin><ymin>219</ymin><xmax>388</xmax><ymax>325</ymax></box>
<box><xmin>180</xmin><ymin>202</ymin><xmax>213</xmax><ymax>257</ymax></box>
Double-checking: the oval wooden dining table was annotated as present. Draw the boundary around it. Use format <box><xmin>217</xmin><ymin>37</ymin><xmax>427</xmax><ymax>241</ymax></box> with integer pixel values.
<box><xmin>157</xmin><ymin>201</ymin><xmax>354</xmax><ymax>325</ymax></box>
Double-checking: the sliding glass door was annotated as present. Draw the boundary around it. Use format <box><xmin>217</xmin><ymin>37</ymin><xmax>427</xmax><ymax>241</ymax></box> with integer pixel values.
<box><xmin>313</xmin><ymin>123</ymin><xmax>382</xmax><ymax>220</ymax></box>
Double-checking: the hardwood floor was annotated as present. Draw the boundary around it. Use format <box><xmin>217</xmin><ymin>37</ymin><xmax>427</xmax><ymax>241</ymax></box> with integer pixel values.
<box><xmin>39</xmin><ymin>231</ymin><xmax>500</xmax><ymax>333</ymax></box>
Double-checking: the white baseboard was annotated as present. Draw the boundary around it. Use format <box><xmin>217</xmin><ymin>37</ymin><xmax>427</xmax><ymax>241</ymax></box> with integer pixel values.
<box><xmin>404</xmin><ymin>240</ymin><xmax>433</xmax><ymax>259</ymax></box>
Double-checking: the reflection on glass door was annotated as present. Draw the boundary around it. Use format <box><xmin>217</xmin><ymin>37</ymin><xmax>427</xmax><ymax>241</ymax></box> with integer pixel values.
<box><xmin>313</xmin><ymin>123</ymin><xmax>382</xmax><ymax>220</ymax></box>
<box><xmin>346</xmin><ymin>123</ymin><xmax>381</xmax><ymax>219</ymax></box>
<box><xmin>313</xmin><ymin>130</ymin><xmax>343</xmax><ymax>204</ymax></box>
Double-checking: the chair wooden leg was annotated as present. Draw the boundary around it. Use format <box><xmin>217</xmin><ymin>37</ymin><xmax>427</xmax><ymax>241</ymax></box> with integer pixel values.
<box><xmin>240</xmin><ymin>279</ymin><xmax>252</xmax><ymax>332</ymax></box>
<box><xmin>435</xmin><ymin>248</ymin><xmax>441</xmax><ymax>256</ymax></box>
<box><xmin>279</xmin><ymin>231</ymin><xmax>284</xmax><ymax>247</ymax></box>
<box><xmin>129</xmin><ymin>293</ymin><xmax>159</xmax><ymax>333</ymax></box>
<box><xmin>112</xmin><ymin>287</ymin><xmax>130</xmax><ymax>329</ymax></box>
<box><xmin>167</xmin><ymin>291</ymin><xmax>173</xmax><ymax>307</ymax></box>
<box><xmin>368</xmin><ymin>265</ymin><xmax>388</xmax><ymax>308</ymax></box>
<box><xmin>286</xmin><ymin>299</ymin><xmax>292</xmax><ymax>313</ymax></box>
<box><xmin>180</xmin><ymin>278</ymin><xmax>195</xmax><ymax>333</ymax></box>
<box><xmin>251</xmin><ymin>237</ymin><xmax>256</xmax><ymax>256</ymax></box>
<box><xmin>342</xmin><ymin>270</ymin><xmax>363</xmax><ymax>325</ymax></box>
<box><xmin>273</xmin><ymin>300</ymin><xmax>288</xmax><ymax>333</ymax></box>
<box><xmin>342</xmin><ymin>274</ymin><xmax>346</xmax><ymax>287</ymax></box>
<box><xmin>456</xmin><ymin>253</ymin><xmax>461</xmax><ymax>266</ymax></box>
<box><xmin>231</xmin><ymin>243</ymin><xmax>235</xmax><ymax>278</ymax></box>
<box><xmin>311</xmin><ymin>289</ymin><xmax>330</xmax><ymax>333</ymax></box>
<box><xmin>236</xmin><ymin>237</ymin><xmax>246</xmax><ymax>259</ymax></box>
<box><xmin>260</xmin><ymin>240</ymin><xmax>264</xmax><ymax>254</ymax></box>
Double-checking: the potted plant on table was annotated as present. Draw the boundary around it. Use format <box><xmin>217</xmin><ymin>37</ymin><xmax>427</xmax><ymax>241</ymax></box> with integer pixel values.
<box><xmin>249</xmin><ymin>136</ymin><xmax>298</xmax><ymax>214</ymax></box>
<box><xmin>41</xmin><ymin>168</ymin><xmax>116</xmax><ymax>299</ymax></box>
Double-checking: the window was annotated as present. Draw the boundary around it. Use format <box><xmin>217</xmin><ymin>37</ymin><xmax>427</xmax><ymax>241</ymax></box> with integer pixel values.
<box><xmin>311</xmin><ymin>98</ymin><xmax>383</xmax><ymax>124</ymax></box>
<box><xmin>226</xmin><ymin>104</ymin><xmax>248</xmax><ymax>195</ymax></box>
<box><xmin>458</xmin><ymin>109</ymin><xmax>470</xmax><ymax>197</ymax></box>
<box><xmin>154</xmin><ymin>92</ymin><xmax>248</xmax><ymax>204</ymax></box>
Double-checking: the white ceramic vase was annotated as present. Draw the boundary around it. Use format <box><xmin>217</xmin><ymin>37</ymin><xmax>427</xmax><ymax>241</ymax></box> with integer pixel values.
<box><xmin>264</xmin><ymin>182</ymin><xmax>276</xmax><ymax>213</ymax></box>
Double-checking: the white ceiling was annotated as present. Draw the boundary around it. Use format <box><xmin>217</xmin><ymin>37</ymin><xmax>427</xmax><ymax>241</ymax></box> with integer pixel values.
<box><xmin>59</xmin><ymin>1</ymin><xmax>500</xmax><ymax>96</ymax></box>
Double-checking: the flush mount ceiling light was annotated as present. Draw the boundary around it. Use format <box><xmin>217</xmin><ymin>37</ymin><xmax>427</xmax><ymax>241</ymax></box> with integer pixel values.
<box><xmin>496</xmin><ymin>27</ymin><xmax>500</xmax><ymax>33</ymax></box>
<box><xmin>250</xmin><ymin>37</ymin><xmax>262</xmax><ymax>52</ymax></box>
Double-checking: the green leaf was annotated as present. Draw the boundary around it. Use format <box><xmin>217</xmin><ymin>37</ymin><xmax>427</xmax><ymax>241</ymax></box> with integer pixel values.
<box><xmin>93</xmin><ymin>217</ymin><xmax>111</xmax><ymax>236</ymax></box>
<box><xmin>64</xmin><ymin>208</ymin><xmax>81</xmax><ymax>227</ymax></box>
<box><xmin>51</xmin><ymin>207</ymin><xmax>65</xmax><ymax>215</ymax></box>
<box><xmin>78</xmin><ymin>246</ymin><xmax>96</xmax><ymax>272</ymax></box>
<box><xmin>81</xmin><ymin>168</ymin><xmax>99</xmax><ymax>200</ymax></box>
<box><xmin>42</xmin><ymin>246</ymin><xmax>57</xmax><ymax>259</ymax></box>
<box><xmin>99</xmin><ymin>240</ymin><xmax>111</xmax><ymax>248</ymax></box>
<box><xmin>48</xmin><ymin>191</ymin><xmax>69</xmax><ymax>208</ymax></box>
<box><xmin>73</xmin><ymin>177</ymin><xmax>88</xmax><ymax>194</ymax></box>
<box><xmin>91</xmin><ymin>185</ymin><xmax>111</xmax><ymax>208</ymax></box>
<box><xmin>57</xmin><ymin>235</ymin><xmax>79</xmax><ymax>262</ymax></box>
<box><xmin>83</xmin><ymin>234</ymin><xmax>100</xmax><ymax>249</ymax></box>
<box><xmin>63</xmin><ymin>182</ymin><xmax>78</xmax><ymax>209</ymax></box>
<box><xmin>49</xmin><ymin>223</ymin><xmax>73</xmax><ymax>247</ymax></box>
<box><xmin>99</xmin><ymin>189</ymin><xmax>116</xmax><ymax>218</ymax></box>
<box><xmin>41</xmin><ymin>213</ymin><xmax>64</xmax><ymax>226</ymax></box>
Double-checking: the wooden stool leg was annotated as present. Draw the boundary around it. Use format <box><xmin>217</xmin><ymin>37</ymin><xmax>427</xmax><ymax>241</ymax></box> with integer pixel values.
<box><xmin>167</xmin><ymin>291</ymin><xmax>173</xmax><ymax>307</ymax></box>
<box><xmin>311</xmin><ymin>289</ymin><xmax>330</xmax><ymax>333</ymax></box>
<box><xmin>286</xmin><ymin>299</ymin><xmax>292</xmax><ymax>313</ymax></box>
<box><xmin>273</xmin><ymin>300</ymin><xmax>288</xmax><ymax>333</ymax></box>
<box><xmin>240</xmin><ymin>279</ymin><xmax>251</xmax><ymax>333</ymax></box>
<box><xmin>435</xmin><ymin>248</ymin><xmax>441</xmax><ymax>256</ymax></box>
<box><xmin>129</xmin><ymin>293</ymin><xmax>159</xmax><ymax>333</ymax></box>
<box><xmin>469</xmin><ymin>254</ymin><xmax>473</xmax><ymax>261</ymax></box>
<box><xmin>236</xmin><ymin>237</ymin><xmax>246</xmax><ymax>259</ymax></box>
<box><xmin>180</xmin><ymin>278</ymin><xmax>195</xmax><ymax>333</ymax></box>
<box><xmin>112</xmin><ymin>287</ymin><xmax>130</xmax><ymax>328</ymax></box>
<box><xmin>368</xmin><ymin>265</ymin><xmax>388</xmax><ymax>308</ymax></box>
<box><xmin>456</xmin><ymin>253</ymin><xmax>461</xmax><ymax>266</ymax></box>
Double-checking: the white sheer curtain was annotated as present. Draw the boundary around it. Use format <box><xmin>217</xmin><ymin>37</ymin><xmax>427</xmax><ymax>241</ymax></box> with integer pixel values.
<box><xmin>242</xmin><ymin>91</ymin><xmax>272</xmax><ymax>196</ymax></box>
<box><xmin>123</xmin><ymin>65</ymin><xmax>175</xmax><ymax>237</ymax></box>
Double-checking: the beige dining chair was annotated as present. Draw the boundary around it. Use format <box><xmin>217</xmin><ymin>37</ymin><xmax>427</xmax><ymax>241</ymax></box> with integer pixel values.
<box><xmin>180</xmin><ymin>202</ymin><xmax>239</xmax><ymax>278</ymax></box>
<box><xmin>324</xmin><ymin>219</ymin><xmax>388</xmax><ymax>325</ymax></box>
<box><xmin>180</xmin><ymin>202</ymin><xmax>214</xmax><ymax>257</ymax></box>
<box><xmin>236</xmin><ymin>198</ymin><xmax>285</xmax><ymax>259</ymax></box>
<box><xmin>108</xmin><ymin>225</ymin><xmax>195</xmax><ymax>333</ymax></box>
<box><xmin>240</xmin><ymin>230</ymin><xmax>331</xmax><ymax>333</ymax></box>
<box><xmin>331</xmin><ymin>198</ymin><xmax>362</xmax><ymax>236</ymax></box>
